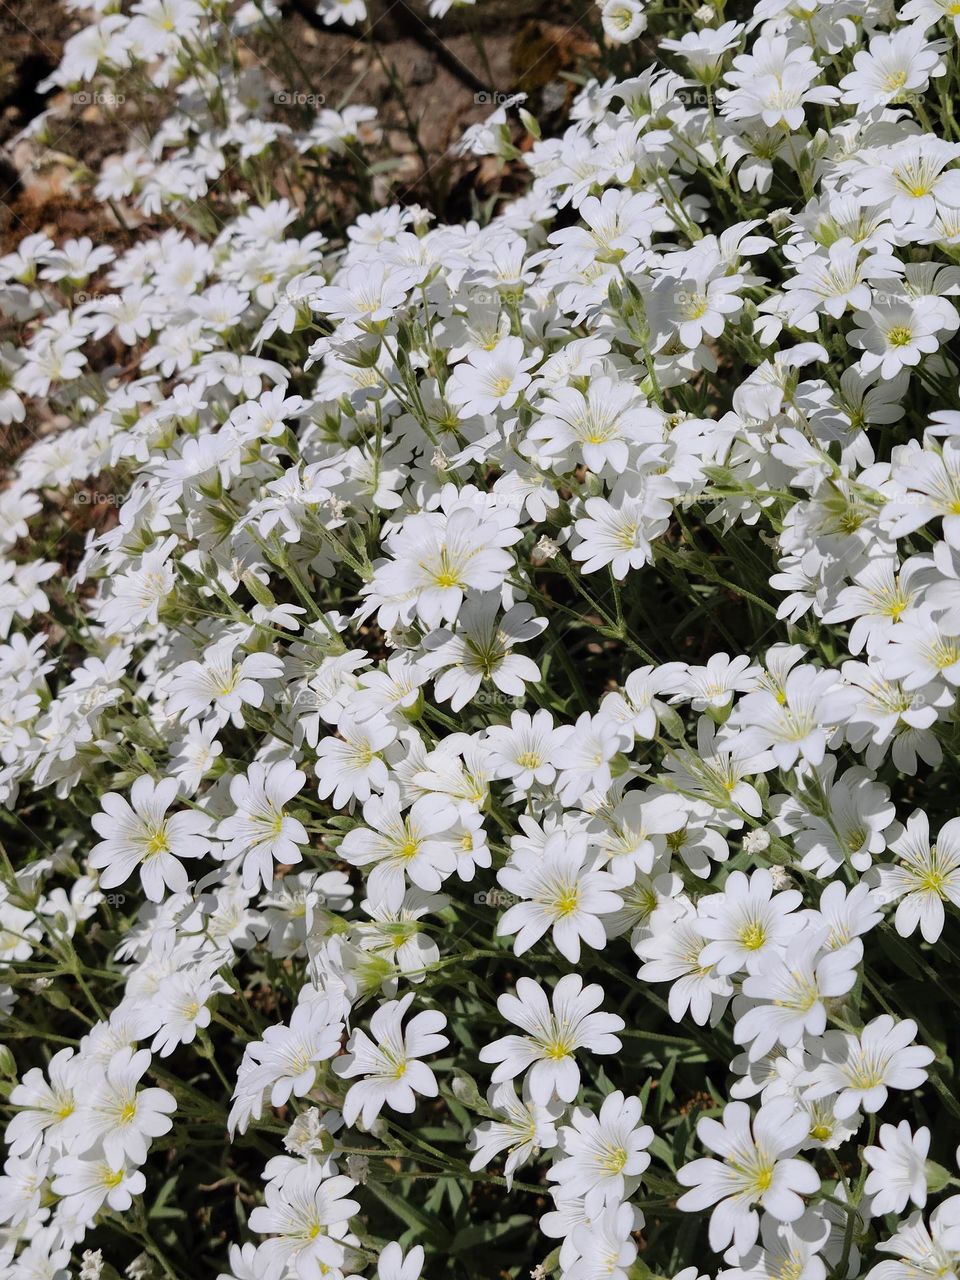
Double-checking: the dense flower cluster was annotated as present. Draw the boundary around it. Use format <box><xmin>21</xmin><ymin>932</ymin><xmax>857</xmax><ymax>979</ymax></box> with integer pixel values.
<box><xmin>4</xmin><ymin>1</ymin><xmax>960</xmax><ymax>1278</ymax></box>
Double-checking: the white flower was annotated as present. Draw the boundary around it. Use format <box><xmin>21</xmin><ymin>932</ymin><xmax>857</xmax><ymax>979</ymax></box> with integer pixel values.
<box><xmin>166</xmin><ymin>640</ymin><xmax>284</xmax><ymax>728</ymax></box>
<box><xmin>566</xmin><ymin>1202</ymin><xmax>642</xmax><ymax>1280</ymax></box>
<box><xmin>333</xmin><ymin>992</ymin><xmax>448</xmax><ymax>1127</ymax></box>
<box><xmin>217</xmin><ymin>761</ymin><xmax>308</xmax><ymax>892</ymax></box>
<box><xmin>314</xmin><ymin>261</ymin><xmax>416</xmax><ymax>324</ymax></box>
<box><xmin>52</xmin><ymin>1149</ymin><xmax>146</xmax><ymax>1222</ymax></box>
<box><xmin>851</xmin><ymin>136</ymin><xmax>960</xmax><ymax>227</ymax></box>
<box><xmin>676</xmin><ymin>1099</ymin><xmax>820</xmax><ymax>1254</ymax></box>
<box><xmin>229</xmin><ymin>998</ymin><xmax>344</xmax><ymax>1136</ymax></box>
<box><xmin>635</xmin><ymin>899</ymin><xmax>733</xmax><ymax>1025</ymax></box>
<box><xmin>675</xmin><ymin>652</ymin><xmax>760</xmax><ymax>712</ymax></box>
<box><xmin>782</xmin><ymin>238</ymin><xmax>903</xmax><ymax>324</ymax></box>
<box><xmin>572</xmin><ymin>484</ymin><xmax>672</xmax><ymax>579</ymax></box>
<box><xmin>469</xmin><ymin>1080</ymin><xmax>562</xmax><ymax>1189</ymax></box>
<box><xmin>660</xmin><ymin>22</ymin><xmax>743</xmax><ymax>82</ymax></box>
<box><xmin>96</xmin><ymin>536</ymin><xmax>178</xmax><ymax>636</ymax></box>
<box><xmin>552</xmin><ymin>712</ymin><xmax>622</xmax><ymax>804</ymax></box>
<box><xmin>870</xmin><ymin>1204</ymin><xmax>960</xmax><ymax>1280</ymax></box>
<box><xmin>247</xmin><ymin>1167</ymin><xmax>359</xmax><ymax>1278</ymax></box>
<box><xmin>315</xmin><ymin>710</ymin><xmax>397</xmax><ymax>808</ymax></box>
<box><xmin>601</xmin><ymin>0</ymin><xmax>647</xmax><ymax>45</ymax></box>
<box><xmin>732</xmin><ymin>667</ymin><xmax>861</xmax><ymax>770</ymax></box>
<box><xmin>734</xmin><ymin>927</ymin><xmax>861</xmax><ymax>1060</ymax></box>
<box><xmin>7</xmin><ymin>1047</ymin><xmax>81</xmax><ymax>1155</ymax></box>
<box><xmin>497</xmin><ymin>830</ymin><xmax>624</xmax><ymax>962</ymax></box>
<box><xmin>547</xmin><ymin>1089</ymin><xmax>653</xmax><ymax>1212</ymax></box>
<box><xmin>726</xmin><ymin>1212</ymin><xmax>831</xmax><ymax>1280</ymax></box>
<box><xmin>599</xmin><ymin>663</ymin><xmax>686</xmax><ymax>741</ymax></box>
<box><xmin>881</xmin><ymin>609</ymin><xmax>960</xmax><ymax>689</ymax></box>
<box><xmin>146</xmin><ymin>967</ymin><xmax>231</xmax><ymax>1057</ymax></box>
<box><xmin>527</xmin><ymin>378</ymin><xmax>659</xmax><ymax>475</ymax></box>
<box><xmin>801</xmin><ymin>1015</ymin><xmax>934</xmax><ymax>1118</ymax></box>
<box><xmin>698</xmin><ymin>869</ymin><xmax>804</xmax><ymax>977</ymax></box>
<box><xmin>446</xmin><ymin>337</ymin><xmax>540</xmax><ymax>418</ymax></box>
<box><xmin>848</xmin><ymin>301</ymin><xmax>944</xmax><ymax>380</ymax></box>
<box><xmin>420</xmin><ymin>595</ymin><xmax>545</xmax><ymax>712</ymax></box>
<box><xmin>485</xmin><ymin>709</ymin><xmax>570</xmax><ymax>790</ymax></box>
<box><xmin>864</xmin><ymin>1121</ymin><xmax>930</xmax><ymax>1216</ymax></box>
<box><xmin>77</xmin><ymin>1047</ymin><xmax>176</xmax><ymax>1167</ymax></box>
<box><xmin>377</xmin><ymin>1242</ymin><xmax>424</xmax><ymax>1280</ymax></box>
<box><xmin>479</xmin><ymin>975</ymin><xmax>624</xmax><ymax>1104</ymax></box>
<box><xmin>874</xmin><ymin>808</ymin><xmax>960</xmax><ymax>943</ymax></box>
<box><xmin>787</xmin><ymin>764</ymin><xmax>896</xmax><ymax>877</ymax></box>
<box><xmin>90</xmin><ymin>775</ymin><xmax>214</xmax><ymax>902</ymax></box>
<box><xmin>588</xmin><ymin>787</ymin><xmax>686</xmax><ymax>878</ymax></box>
<box><xmin>839</xmin><ymin>25</ymin><xmax>944</xmax><ymax>110</ymax></box>
<box><xmin>364</xmin><ymin>506</ymin><xmax>520</xmax><ymax>631</ymax></box>
<box><xmin>355</xmin><ymin>887</ymin><xmax>446</xmax><ymax>985</ymax></box>
<box><xmin>338</xmin><ymin>782</ymin><xmax>457</xmax><ymax>903</ymax></box>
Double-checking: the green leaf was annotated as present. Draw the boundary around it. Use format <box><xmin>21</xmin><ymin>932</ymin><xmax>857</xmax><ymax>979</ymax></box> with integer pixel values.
<box><xmin>655</xmin><ymin>1054</ymin><xmax>678</xmax><ymax>1122</ymax></box>
<box><xmin>148</xmin><ymin>1174</ymin><xmax>187</xmax><ymax>1221</ymax></box>
<box><xmin>449</xmin><ymin>1213</ymin><xmax>532</xmax><ymax>1253</ymax></box>
<box><xmin>927</xmin><ymin>1160</ymin><xmax>952</xmax><ymax>1194</ymax></box>
<box><xmin>365</xmin><ymin>1181</ymin><xmax>449</xmax><ymax>1245</ymax></box>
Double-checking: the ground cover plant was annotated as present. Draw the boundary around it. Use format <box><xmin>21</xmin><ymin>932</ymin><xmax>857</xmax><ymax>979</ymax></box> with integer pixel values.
<box><xmin>4</xmin><ymin>1</ymin><xmax>960</xmax><ymax>1278</ymax></box>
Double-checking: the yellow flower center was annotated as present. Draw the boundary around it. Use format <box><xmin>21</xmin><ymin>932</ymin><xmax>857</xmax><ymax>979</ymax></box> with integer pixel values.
<box><xmin>543</xmin><ymin>1041</ymin><xmax>570</xmax><ymax>1060</ymax></box>
<box><xmin>554</xmin><ymin>888</ymin><xmax>579</xmax><ymax>917</ymax></box>
<box><xmin>739</xmin><ymin>922</ymin><xmax>766</xmax><ymax>950</ymax></box>
<box><xmin>145</xmin><ymin>828</ymin><xmax>169</xmax><ymax>857</ymax></box>
<box><xmin>603</xmin><ymin>1146</ymin><xmax>629</xmax><ymax>1174</ymax></box>
<box><xmin>217</xmin><ymin>668</ymin><xmax>238</xmax><ymax>696</ymax></box>
<box><xmin>919</xmin><ymin>866</ymin><xmax>946</xmax><ymax>894</ymax></box>
<box><xmin>683</xmin><ymin>293</ymin><xmax>709</xmax><ymax>319</ymax></box>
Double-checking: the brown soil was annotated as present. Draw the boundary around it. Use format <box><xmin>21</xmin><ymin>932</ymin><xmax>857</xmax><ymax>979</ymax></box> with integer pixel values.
<box><xmin>0</xmin><ymin>1</ymin><xmax>598</xmax><ymax>233</ymax></box>
<box><xmin>0</xmin><ymin>0</ymin><xmax>599</xmax><ymax>479</ymax></box>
